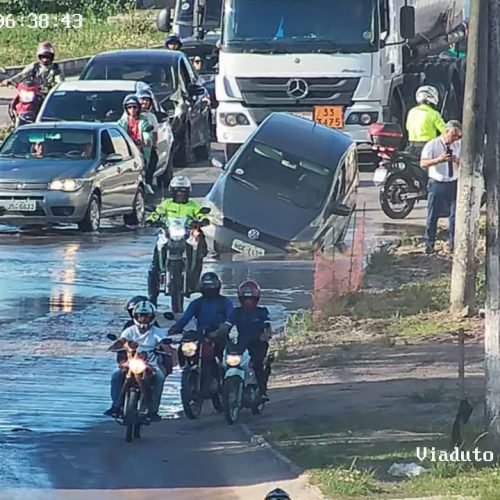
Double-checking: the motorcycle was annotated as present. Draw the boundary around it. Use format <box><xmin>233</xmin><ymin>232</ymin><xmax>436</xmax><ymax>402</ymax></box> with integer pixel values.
<box><xmin>369</xmin><ymin>123</ymin><xmax>486</xmax><ymax>219</ymax></box>
<box><xmin>7</xmin><ymin>80</ymin><xmax>44</xmax><ymax>128</ymax></box>
<box><xmin>221</xmin><ymin>337</ymin><xmax>274</xmax><ymax>425</ymax></box>
<box><xmin>177</xmin><ymin>328</ymin><xmax>223</xmax><ymax>419</ymax></box>
<box><xmin>107</xmin><ymin>333</ymin><xmax>171</xmax><ymax>443</ymax></box>
<box><xmin>148</xmin><ymin>207</ymin><xmax>210</xmax><ymax>313</ymax></box>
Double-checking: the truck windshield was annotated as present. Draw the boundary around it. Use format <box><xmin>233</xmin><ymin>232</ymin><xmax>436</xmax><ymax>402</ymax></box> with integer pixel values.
<box><xmin>223</xmin><ymin>0</ymin><xmax>377</xmax><ymax>52</ymax></box>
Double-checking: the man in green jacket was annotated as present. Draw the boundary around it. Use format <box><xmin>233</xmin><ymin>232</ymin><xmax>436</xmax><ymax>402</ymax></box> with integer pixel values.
<box><xmin>406</xmin><ymin>85</ymin><xmax>446</xmax><ymax>158</ymax></box>
<box><xmin>117</xmin><ymin>94</ymin><xmax>155</xmax><ymax>194</ymax></box>
<box><xmin>147</xmin><ymin>176</ymin><xmax>208</xmax><ymax>304</ymax></box>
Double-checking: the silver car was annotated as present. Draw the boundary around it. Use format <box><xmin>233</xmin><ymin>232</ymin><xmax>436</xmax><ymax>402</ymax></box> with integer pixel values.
<box><xmin>0</xmin><ymin>122</ymin><xmax>146</xmax><ymax>231</ymax></box>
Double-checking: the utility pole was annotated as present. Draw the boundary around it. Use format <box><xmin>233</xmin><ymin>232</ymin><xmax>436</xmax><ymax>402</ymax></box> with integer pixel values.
<box><xmin>450</xmin><ymin>0</ymin><xmax>488</xmax><ymax>315</ymax></box>
<box><xmin>485</xmin><ymin>0</ymin><xmax>500</xmax><ymax>452</ymax></box>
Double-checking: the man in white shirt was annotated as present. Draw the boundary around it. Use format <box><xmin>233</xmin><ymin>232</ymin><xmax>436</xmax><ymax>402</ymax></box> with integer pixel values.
<box><xmin>105</xmin><ymin>300</ymin><xmax>168</xmax><ymax>421</ymax></box>
<box><xmin>137</xmin><ymin>89</ymin><xmax>159</xmax><ymax>195</ymax></box>
<box><xmin>420</xmin><ymin>120</ymin><xmax>462</xmax><ymax>254</ymax></box>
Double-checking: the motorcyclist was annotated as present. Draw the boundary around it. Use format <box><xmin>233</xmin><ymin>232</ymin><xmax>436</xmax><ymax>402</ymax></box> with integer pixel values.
<box><xmin>405</xmin><ymin>85</ymin><xmax>446</xmax><ymax>158</ymax></box>
<box><xmin>165</xmin><ymin>34</ymin><xmax>183</xmax><ymax>50</ymax></box>
<box><xmin>227</xmin><ymin>280</ymin><xmax>273</xmax><ymax>399</ymax></box>
<box><xmin>147</xmin><ymin>176</ymin><xmax>208</xmax><ymax>303</ymax></box>
<box><xmin>136</xmin><ymin>88</ymin><xmax>159</xmax><ymax>195</ymax></box>
<box><xmin>1</xmin><ymin>41</ymin><xmax>63</xmax><ymax>95</ymax></box>
<box><xmin>117</xmin><ymin>94</ymin><xmax>154</xmax><ymax>194</ymax></box>
<box><xmin>105</xmin><ymin>300</ymin><xmax>169</xmax><ymax>422</ymax></box>
<box><xmin>265</xmin><ymin>488</ymin><xmax>291</xmax><ymax>500</ymax></box>
<box><xmin>169</xmin><ymin>272</ymin><xmax>233</xmax><ymax>359</ymax></box>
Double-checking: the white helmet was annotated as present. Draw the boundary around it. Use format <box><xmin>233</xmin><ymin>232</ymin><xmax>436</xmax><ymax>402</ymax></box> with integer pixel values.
<box><xmin>132</xmin><ymin>300</ymin><xmax>156</xmax><ymax>333</ymax></box>
<box><xmin>415</xmin><ymin>85</ymin><xmax>439</xmax><ymax>106</ymax></box>
<box><xmin>169</xmin><ymin>175</ymin><xmax>191</xmax><ymax>190</ymax></box>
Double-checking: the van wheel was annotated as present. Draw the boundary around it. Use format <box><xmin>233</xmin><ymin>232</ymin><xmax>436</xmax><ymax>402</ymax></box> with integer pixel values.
<box><xmin>124</xmin><ymin>187</ymin><xmax>145</xmax><ymax>227</ymax></box>
<box><xmin>78</xmin><ymin>193</ymin><xmax>101</xmax><ymax>232</ymax></box>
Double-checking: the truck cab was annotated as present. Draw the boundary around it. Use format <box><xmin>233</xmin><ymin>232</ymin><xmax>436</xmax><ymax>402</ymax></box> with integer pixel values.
<box><xmin>214</xmin><ymin>0</ymin><xmax>465</xmax><ymax>165</ymax></box>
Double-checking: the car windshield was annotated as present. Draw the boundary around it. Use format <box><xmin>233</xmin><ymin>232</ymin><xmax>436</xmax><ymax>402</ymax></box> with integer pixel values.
<box><xmin>83</xmin><ymin>61</ymin><xmax>177</xmax><ymax>96</ymax></box>
<box><xmin>229</xmin><ymin>140</ymin><xmax>333</xmax><ymax>211</ymax></box>
<box><xmin>0</xmin><ymin>129</ymin><xmax>96</xmax><ymax>160</ymax></box>
<box><xmin>223</xmin><ymin>0</ymin><xmax>377</xmax><ymax>53</ymax></box>
<box><xmin>40</xmin><ymin>90</ymin><xmax>134</xmax><ymax>122</ymax></box>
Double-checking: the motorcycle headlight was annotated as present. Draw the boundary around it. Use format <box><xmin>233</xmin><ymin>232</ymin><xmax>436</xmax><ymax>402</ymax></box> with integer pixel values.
<box><xmin>169</xmin><ymin>226</ymin><xmax>186</xmax><ymax>239</ymax></box>
<box><xmin>129</xmin><ymin>357</ymin><xmax>147</xmax><ymax>374</ymax></box>
<box><xmin>181</xmin><ymin>341</ymin><xmax>198</xmax><ymax>357</ymax></box>
<box><xmin>226</xmin><ymin>354</ymin><xmax>241</xmax><ymax>367</ymax></box>
<box><xmin>48</xmin><ymin>178</ymin><xmax>84</xmax><ymax>192</ymax></box>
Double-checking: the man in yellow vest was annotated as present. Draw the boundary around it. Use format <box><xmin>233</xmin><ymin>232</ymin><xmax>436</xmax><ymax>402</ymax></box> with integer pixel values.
<box><xmin>406</xmin><ymin>85</ymin><xmax>446</xmax><ymax>158</ymax></box>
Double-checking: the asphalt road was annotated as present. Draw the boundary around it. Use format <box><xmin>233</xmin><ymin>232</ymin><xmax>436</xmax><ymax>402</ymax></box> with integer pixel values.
<box><xmin>0</xmin><ymin>82</ymin><xmax>428</xmax><ymax>498</ymax></box>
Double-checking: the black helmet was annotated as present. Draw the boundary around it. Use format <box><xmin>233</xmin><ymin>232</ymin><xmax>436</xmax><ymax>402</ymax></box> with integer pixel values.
<box><xmin>265</xmin><ymin>489</ymin><xmax>291</xmax><ymax>500</ymax></box>
<box><xmin>200</xmin><ymin>272</ymin><xmax>221</xmax><ymax>298</ymax></box>
<box><xmin>165</xmin><ymin>33</ymin><xmax>182</xmax><ymax>49</ymax></box>
<box><xmin>125</xmin><ymin>295</ymin><xmax>149</xmax><ymax>317</ymax></box>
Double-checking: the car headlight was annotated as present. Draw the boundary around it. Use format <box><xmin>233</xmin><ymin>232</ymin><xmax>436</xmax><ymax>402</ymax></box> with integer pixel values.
<box><xmin>129</xmin><ymin>357</ymin><xmax>147</xmax><ymax>374</ymax></box>
<box><xmin>48</xmin><ymin>178</ymin><xmax>84</xmax><ymax>192</ymax></box>
<box><xmin>203</xmin><ymin>201</ymin><xmax>223</xmax><ymax>225</ymax></box>
<box><xmin>219</xmin><ymin>112</ymin><xmax>249</xmax><ymax>127</ymax></box>
<box><xmin>181</xmin><ymin>341</ymin><xmax>198</xmax><ymax>357</ymax></box>
<box><xmin>226</xmin><ymin>354</ymin><xmax>241</xmax><ymax>367</ymax></box>
<box><xmin>346</xmin><ymin>112</ymin><xmax>379</xmax><ymax>126</ymax></box>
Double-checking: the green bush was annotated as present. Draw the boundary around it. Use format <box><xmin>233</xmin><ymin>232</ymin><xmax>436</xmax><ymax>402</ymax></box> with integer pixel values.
<box><xmin>2</xmin><ymin>0</ymin><xmax>134</xmax><ymax>17</ymax></box>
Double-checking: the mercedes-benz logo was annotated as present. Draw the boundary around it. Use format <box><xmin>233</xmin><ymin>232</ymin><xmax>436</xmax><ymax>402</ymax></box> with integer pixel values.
<box><xmin>16</xmin><ymin>183</ymin><xmax>26</xmax><ymax>190</ymax></box>
<box><xmin>286</xmin><ymin>78</ymin><xmax>308</xmax><ymax>99</ymax></box>
<box><xmin>247</xmin><ymin>228</ymin><xmax>260</xmax><ymax>240</ymax></box>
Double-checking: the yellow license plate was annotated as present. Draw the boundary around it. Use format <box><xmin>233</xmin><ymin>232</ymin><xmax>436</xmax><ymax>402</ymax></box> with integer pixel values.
<box><xmin>313</xmin><ymin>105</ymin><xmax>344</xmax><ymax>128</ymax></box>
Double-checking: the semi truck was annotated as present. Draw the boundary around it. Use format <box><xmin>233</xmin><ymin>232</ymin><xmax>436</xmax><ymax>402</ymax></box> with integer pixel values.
<box><xmin>158</xmin><ymin>1</ymin><xmax>468</xmax><ymax>165</ymax></box>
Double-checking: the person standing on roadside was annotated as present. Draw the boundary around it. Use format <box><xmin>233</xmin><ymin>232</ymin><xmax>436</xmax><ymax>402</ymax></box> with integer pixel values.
<box><xmin>420</xmin><ymin>120</ymin><xmax>462</xmax><ymax>255</ymax></box>
<box><xmin>136</xmin><ymin>88</ymin><xmax>159</xmax><ymax>195</ymax></box>
<box><xmin>1</xmin><ymin>41</ymin><xmax>63</xmax><ymax>96</ymax></box>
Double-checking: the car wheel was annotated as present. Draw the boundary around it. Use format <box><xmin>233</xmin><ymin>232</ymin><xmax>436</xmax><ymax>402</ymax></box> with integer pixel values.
<box><xmin>174</xmin><ymin>125</ymin><xmax>195</xmax><ymax>167</ymax></box>
<box><xmin>78</xmin><ymin>193</ymin><xmax>101</xmax><ymax>232</ymax></box>
<box><xmin>123</xmin><ymin>187</ymin><xmax>145</xmax><ymax>227</ymax></box>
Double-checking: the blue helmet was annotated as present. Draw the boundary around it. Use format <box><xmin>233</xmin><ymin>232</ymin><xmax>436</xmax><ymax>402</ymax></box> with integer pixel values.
<box><xmin>165</xmin><ymin>33</ymin><xmax>182</xmax><ymax>49</ymax></box>
<box><xmin>122</xmin><ymin>94</ymin><xmax>140</xmax><ymax>109</ymax></box>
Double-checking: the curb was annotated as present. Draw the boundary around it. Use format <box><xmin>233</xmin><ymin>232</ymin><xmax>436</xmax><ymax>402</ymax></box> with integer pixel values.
<box><xmin>2</xmin><ymin>44</ymin><xmax>164</xmax><ymax>78</ymax></box>
<box><xmin>239</xmin><ymin>423</ymin><xmax>328</xmax><ymax>500</ymax></box>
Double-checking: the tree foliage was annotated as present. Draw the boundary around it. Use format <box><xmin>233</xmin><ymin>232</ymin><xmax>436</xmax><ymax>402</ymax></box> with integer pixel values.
<box><xmin>3</xmin><ymin>0</ymin><xmax>135</xmax><ymax>17</ymax></box>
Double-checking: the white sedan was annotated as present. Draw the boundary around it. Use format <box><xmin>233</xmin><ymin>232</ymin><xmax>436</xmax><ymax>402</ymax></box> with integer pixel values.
<box><xmin>36</xmin><ymin>80</ymin><xmax>175</xmax><ymax>187</ymax></box>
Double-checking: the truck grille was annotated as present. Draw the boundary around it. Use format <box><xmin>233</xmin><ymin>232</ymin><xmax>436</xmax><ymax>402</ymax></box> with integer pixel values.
<box><xmin>223</xmin><ymin>218</ymin><xmax>288</xmax><ymax>249</ymax></box>
<box><xmin>235</xmin><ymin>77</ymin><xmax>360</xmax><ymax>107</ymax></box>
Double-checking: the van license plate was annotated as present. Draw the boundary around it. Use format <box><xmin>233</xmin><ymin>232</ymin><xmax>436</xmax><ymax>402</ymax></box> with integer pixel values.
<box><xmin>5</xmin><ymin>200</ymin><xmax>37</xmax><ymax>211</ymax></box>
<box><xmin>372</xmin><ymin>167</ymin><xmax>388</xmax><ymax>185</ymax></box>
<box><xmin>231</xmin><ymin>239</ymin><xmax>265</xmax><ymax>256</ymax></box>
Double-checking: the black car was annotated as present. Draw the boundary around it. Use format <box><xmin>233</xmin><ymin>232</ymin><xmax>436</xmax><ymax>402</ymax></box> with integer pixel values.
<box><xmin>203</xmin><ymin>112</ymin><xmax>359</xmax><ymax>256</ymax></box>
<box><xmin>79</xmin><ymin>49</ymin><xmax>212</xmax><ymax>167</ymax></box>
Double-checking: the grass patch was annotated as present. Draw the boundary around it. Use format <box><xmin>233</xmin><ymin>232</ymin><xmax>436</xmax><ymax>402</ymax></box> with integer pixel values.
<box><xmin>409</xmin><ymin>386</ymin><xmax>447</xmax><ymax>403</ymax></box>
<box><xmin>365</xmin><ymin>245</ymin><xmax>395</xmax><ymax>274</ymax></box>
<box><xmin>257</xmin><ymin>418</ymin><xmax>498</xmax><ymax>498</ymax></box>
<box><xmin>0</xmin><ymin>127</ymin><xmax>12</xmax><ymax>142</ymax></box>
<box><xmin>1</xmin><ymin>12</ymin><xmax>163</xmax><ymax>67</ymax></box>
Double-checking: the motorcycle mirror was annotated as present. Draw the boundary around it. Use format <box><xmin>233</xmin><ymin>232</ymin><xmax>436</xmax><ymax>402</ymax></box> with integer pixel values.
<box><xmin>201</xmin><ymin>218</ymin><xmax>210</xmax><ymax>226</ymax></box>
<box><xmin>164</xmin><ymin>311</ymin><xmax>175</xmax><ymax>320</ymax></box>
<box><xmin>107</xmin><ymin>333</ymin><xmax>118</xmax><ymax>341</ymax></box>
<box><xmin>199</xmin><ymin>206</ymin><xmax>211</xmax><ymax>214</ymax></box>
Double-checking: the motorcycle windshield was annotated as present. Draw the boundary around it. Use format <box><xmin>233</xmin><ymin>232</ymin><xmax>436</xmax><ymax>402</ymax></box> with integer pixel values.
<box><xmin>166</xmin><ymin>217</ymin><xmax>188</xmax><ymax>240</ymax></box>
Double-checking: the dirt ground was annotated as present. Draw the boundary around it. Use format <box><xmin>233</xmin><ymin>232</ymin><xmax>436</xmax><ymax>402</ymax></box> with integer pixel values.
<box><xmin>246</xmin><ymin>244</ymin><xmax>488</xmax><ymax>498</ymax></box>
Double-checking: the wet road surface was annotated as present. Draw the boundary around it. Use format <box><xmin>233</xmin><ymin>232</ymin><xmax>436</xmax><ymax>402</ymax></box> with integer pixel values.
<box><xmin>0</xmin><ymin>158</ymin><xmax>426</xmax><ymax>498</ymax></box>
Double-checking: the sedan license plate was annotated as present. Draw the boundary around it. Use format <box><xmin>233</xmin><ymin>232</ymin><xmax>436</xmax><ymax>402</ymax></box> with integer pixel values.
<box><xmin>5</xmin><ymin>200</ymin><xmax>37</xmax><ymax>212</ymax></box>
<box><xmin>313</xmin><ymin>105</ymin><xmax>344</xmax><ymax>128</ymax></box>
<box><xmin>231</xmin><ymin>239</ymin><xmax>265</xmax><ymax>257</ymax></box>
<box><xmin>372</xmin><ymin>167</ymin><xmax>388</xmax><ymax>185</ymax></box>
